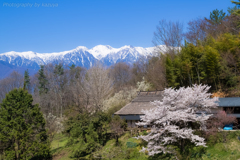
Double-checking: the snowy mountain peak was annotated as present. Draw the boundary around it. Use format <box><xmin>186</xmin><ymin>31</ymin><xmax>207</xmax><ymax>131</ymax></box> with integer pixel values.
<box><xmin>123</xmin><ymin>45</ymin><xmax>134</xmax><ymax>48</ymax></box>
<box><xmin>75</xmin><ymin>46</ymin><xmax>88</xmax><ymax>51</ymax></box>
<box><xmin>88</xmin><ymin>45</ymin><xmax>118</xmax><ymax>60</ymax></box>
<box><xmin>92</xmin><ymin>45</ymin><xmax>113</xmax><ymax>50</ymax></box>
<box><xmin>3</xmin><ymin>51</ymin><xmax>38</xmax><ymax>59</ymax></box>
<box><xmin>0</xmin><ymin>45</ymin><xmax>160</xmax><ymax>74</ymax></box>
<box><xmin>0</xmin><ymin>45</ymin><xmax>165</xmax><ymax>78</ymax></box>
<box><xmin>91</xmin><ymin>45</ymin><xmax>113</xmax><ymax>51</ymax></box>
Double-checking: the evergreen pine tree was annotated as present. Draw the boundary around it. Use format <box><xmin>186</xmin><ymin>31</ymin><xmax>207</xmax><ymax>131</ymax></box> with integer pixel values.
<box><xmin>38</xmin><ymin>65</ymin><xmax>48</xmax><ymax>95</ymax></box>
<box><xmin>231</xmin><ymin>1</ymin><xmax>240</xmax><ymax>15</ymax></box>
<box><xmin>227</xmin><ymin>6</ymin><xmax>238</xmax><ymax>14</ymax></box>
<box><xmin>210</xmin><ymin>9</ymin><xmax>226</xmax><ymax>24</ymax></box>
<box><xmin>54</xmin><ymin>64</ymin><xmax>64</xmax><ymax>76</ymax></box>
<box><xmin>23</xmin><ymin>69</ymin><xmax>31</xmax><ymax>91</ymax></box>
<box><xmin>69</xmin><ymin>63</ymin><xmax>76</xmax><ymax>70</ymax></box>
<box><xmin>0</xmin><ymin>88</ymin><xmax>52</xmax><ymax>160</ymax></box>
<box><xmin>232</xmin><ymin>0</ymin><xmax>240</xmax><ymax>6</ymax></box>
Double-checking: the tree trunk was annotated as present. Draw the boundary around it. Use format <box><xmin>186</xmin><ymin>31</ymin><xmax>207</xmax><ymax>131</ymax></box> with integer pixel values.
<box><xmin>195</xmin><ymin>64</ymin><xmax>200</xmax><ymax>84</ymax></box>
<box><xmin>116</xmin><ymin>135</ymin><xmax>119</xmax><ymax>145</ymax></box>
<box><xmin>180</xmin><ymin>139</ymin><xmax>185</xmax><ymax>154</ymax></box>
<box><xmin>14</xmin><ymin>139</ymin><xmax>19</xmax><ymax>160</ymax></box>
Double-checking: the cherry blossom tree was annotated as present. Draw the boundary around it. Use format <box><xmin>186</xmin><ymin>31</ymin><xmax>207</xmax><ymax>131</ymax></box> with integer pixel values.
<box><xmin>136</xmin><ymin>84</ymin><xmax>218</xmax><ymax>157</ymax></box>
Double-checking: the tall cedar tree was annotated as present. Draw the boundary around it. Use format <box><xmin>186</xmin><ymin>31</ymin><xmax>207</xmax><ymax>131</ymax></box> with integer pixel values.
<box><xmin>38</xmin><ymin>65</ymin><xmax>48</xmax><ymax>95</ymax></box>
<box><xmin>23</xmin><ymin>69</ymin><xmax>31</xmax><ymax>91</ymax></box>
<box><xmin>0</xmin><ymin>88</ymin><xmax>52</xmax><ymax>160</ymax></box>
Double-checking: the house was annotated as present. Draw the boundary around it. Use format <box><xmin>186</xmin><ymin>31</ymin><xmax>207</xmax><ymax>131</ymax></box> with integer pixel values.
<box><xmin>114</xmin><ymin>90</ymin><xmax>163</xmax><ymax>128</ymax></box>
<box><xmin>114</xmin><ymin>91</ymin><xmax>240</xmax><ymax>128</ymax></box>
<box><xmin>218</xmin><ymin>97</ymin><xmax>240</xmax><ymax>125</ymax></box>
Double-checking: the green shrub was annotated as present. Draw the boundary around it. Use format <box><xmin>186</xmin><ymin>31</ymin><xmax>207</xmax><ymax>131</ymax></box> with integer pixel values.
<box><xmin>143</xmin><ymin>130</ymin><xmax>148</xmax><ymax>135</ymax></box>
<box><xmin>65</xmin><ymin>111</ymin><xmax>111</xmax><ymax>158</ymax></box>
<box><xmin>126</xmin><ymin>148</ymin><xmax>141</xmax><ymax>159</ymax></box>
<box><xmin>126</xmin><ymin>141</ymin><xmax>138</xmax><ymax>148</ymax></box>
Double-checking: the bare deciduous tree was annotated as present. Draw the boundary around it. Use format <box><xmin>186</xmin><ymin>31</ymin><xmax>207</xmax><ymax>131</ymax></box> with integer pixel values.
<box><xmin>153</xmin><ymin>19</ymin><xmax>183</xmax><ymax>56</ymax></box>
<box><xmin>146</xmin><ymin>56</ymin><xmax>167</xmax><ymax>90</ymax></box>
<box><xmin>32</xmin><ymin>63</ymin><xmax>86</xmax><ymax>117</ymax></box>
<box><xmin>82</xmin><ymin>63</ymin><xmax>113</xmax><ymax>111</ymax></box>
<box><xmin>109</xmin><ymin>62</ymin><xmax>132</xmax><ymax>91</ymax></box>
<box><xmin>131</xmin><ymin>56</ymin><xmax>149</xmax><ymax>84</ymax></box>
<box><xmin>184</xmin><ymin>18</ymin><xmax>207</xmax><ymax>45</ymax></box>
<box><xmin>0</xmin><ymin>71</ymin><xmax>24</xmax><ymax>102</ymax></box>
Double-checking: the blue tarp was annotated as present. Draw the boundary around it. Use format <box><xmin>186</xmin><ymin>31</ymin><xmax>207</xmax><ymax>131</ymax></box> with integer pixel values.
<box><xmin>223</xmin><ymin>124</ymin><xmax>233</xmax><ymax>130</ymax></box>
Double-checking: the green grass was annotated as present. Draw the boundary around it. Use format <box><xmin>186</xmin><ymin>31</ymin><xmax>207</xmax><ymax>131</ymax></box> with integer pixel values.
<box><xmin>51</xmin><ymin>134</ymin><xmax>71</xmax><ymax>160</ymax></box>
<box><xmin>51</xmin><ymin>131</ymin><xmax>240</xmax><ymax>160</ymax></box>
<box><xmin>51</xmin><ymin>132</ymin><xmax>149</xmax><ymax>160</ymax></box>
<box><xmin>202</xmin><ymin>137</ymin><xmax>240</xmax><ymax>160</ymax></box>
<box><xmin>51</xmin><ymin>134</ymin><xmax>68</xmax><ymax>152</ymax></box>
<box><xmin>92</xmin><ymin>132</ymin><xmax>148</xmax><ymax>160</ymax></box>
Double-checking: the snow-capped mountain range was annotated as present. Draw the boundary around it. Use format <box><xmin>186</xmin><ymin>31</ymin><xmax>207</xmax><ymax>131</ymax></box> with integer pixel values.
<box><xmin>0</xmin><ymin>45</ymin><xmax>158</xmax><ymax>78</ymax></box>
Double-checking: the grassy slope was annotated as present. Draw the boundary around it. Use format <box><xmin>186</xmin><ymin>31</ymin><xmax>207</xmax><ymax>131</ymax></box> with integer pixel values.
<box><xmin>51</xmin><ymin>131</ymin><xmax>240</xmax><ymax>160</ymax></box>
<box><xmin>94</xmin><ymin>132</ymin><xmax>149</xmax><ymax>160</ymax></box>
<box><xmin>51</xmin><ymin>134</ymin><xmax>71</xmax><ymax>160</ymax></box>
<box><xmin>202</xmin><ymin>136</ymin><xmax>240</xmax><ymax>160</ymax></box>
<box><xmin>51</xmin><ymin>132</ymin><xmax>149</xmax><ymax>160</ymax></box>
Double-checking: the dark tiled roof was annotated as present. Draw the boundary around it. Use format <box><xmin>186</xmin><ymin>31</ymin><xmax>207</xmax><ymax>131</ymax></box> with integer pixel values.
<box><xmin>114</xmin><ymin>102</ymin><xmax>157</xmax><ymax>115</ymax></box>
<box><xmin>132</xmin><ymin>91</ymin><xmax>163</xmax><ymax>102</ymax></box>
<box><xmin>218</xmin><ymin>97</ymin><xmax>240</xmax><ymax>107</ymax></box>
<box><xmin>115</xmin><ymin>91</ymin><xmax>163</xmax><ymax>115</ymax></box>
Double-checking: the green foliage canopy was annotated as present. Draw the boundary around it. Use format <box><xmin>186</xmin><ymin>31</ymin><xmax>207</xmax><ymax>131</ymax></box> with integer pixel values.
<box><xmin>156</xmin><ymin>33</ymin><xmax>240</xmax><ymax>91</ymax></box>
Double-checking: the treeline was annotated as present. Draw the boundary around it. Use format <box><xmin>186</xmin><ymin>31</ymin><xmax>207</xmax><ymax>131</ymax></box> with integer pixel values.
<box><xmin>133</xmin><ymin>5</ymin><xmax>240</xmax><ymax>96</ymax></box>
<box><xmin>0</xmin><ymin>62</ymin><xmax>139</xmax><ymax>115</ymax></box>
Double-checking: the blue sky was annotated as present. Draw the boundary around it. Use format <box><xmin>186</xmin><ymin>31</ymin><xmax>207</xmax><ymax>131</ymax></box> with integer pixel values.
<box><xmin>0</xmin><ymin>0</ymin><xmax>235</xmax><ymax>53</ymax></box>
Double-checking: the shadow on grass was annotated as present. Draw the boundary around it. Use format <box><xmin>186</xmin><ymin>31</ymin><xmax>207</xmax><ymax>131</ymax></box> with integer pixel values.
<box><xmin>147</xmin><ymin>153</ymin><xmax>172</xmax><ymax>160</ymax></box>
<box><xmin>51</xmin><ymin>146</ymin><xmax>65</xmax><ymax>154</ymax></box>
